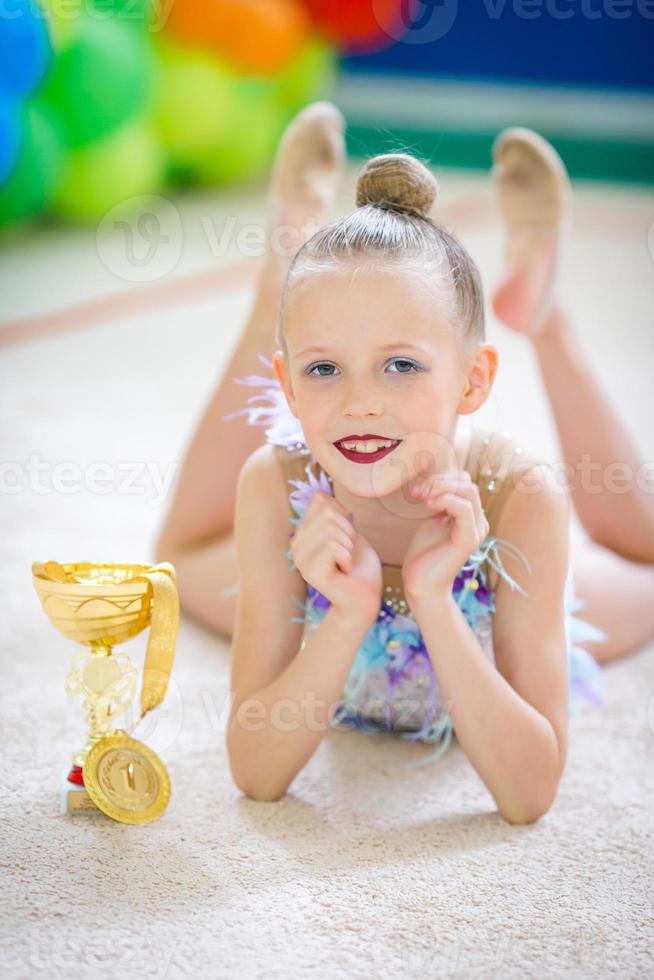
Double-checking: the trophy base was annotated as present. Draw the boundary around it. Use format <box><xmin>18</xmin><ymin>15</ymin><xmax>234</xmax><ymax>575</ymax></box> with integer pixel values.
<box><xmin>60</xmin><ymin>770</ymin><xmax>104</xmax><ymax>817</ymax></box>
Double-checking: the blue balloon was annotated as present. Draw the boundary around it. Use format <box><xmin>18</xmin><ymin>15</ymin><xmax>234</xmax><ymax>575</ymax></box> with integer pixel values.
<box><xmin>0</xmin><ymin>0</ymin><xmax>53</xmax><ymax>98</ymax></box>
<box><xmin>0</xmin><ymin>94</ymin><xmax>21</xmax><ymax>185</ymax></box>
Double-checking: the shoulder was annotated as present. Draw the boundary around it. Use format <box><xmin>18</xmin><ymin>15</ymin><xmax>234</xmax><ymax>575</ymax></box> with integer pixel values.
<box><xmin>473</xmin><ymin>428</ymin><xmax>570</xmax><ymax>591</ymax></box>
<box><xmin>495</xmin><ymin>454</ymin><xmax>571</xmax><ymax>559</ymax></box>
<box><xmin>237</xmin><ymin>440</ymin><xmax>280</xmax><ymax>480</ymax></box>
<box><xmin>473</xmin><ymin>427</ymin><xmax>546</xmax><ymax>487</ymax></box>
<box><xmin>237</xmin><ymin>441</ymin><xmax>296</xmax><ymax>496</ymax></box>
<box><xmin>486</xmin><ymin>430</ymin><xmax>572</xmax><ymax>609</ymax></box>
<box><xmin>233</xmin><ymin>441</ymin><xmax>307</xmax><ymax>625</ymax></box>
<box><xmin>235</xmin><ymin>442</ymin><xmax>296</xmax><ymax>548</ymax></box>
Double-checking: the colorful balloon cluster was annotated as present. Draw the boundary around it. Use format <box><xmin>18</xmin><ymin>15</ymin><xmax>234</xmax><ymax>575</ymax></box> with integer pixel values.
<box><xmin>0</xmin><ymin>0</ymin><xmax>58</xmax><ymax>225</ymax></box>
<box><xmin>0</xmin><ymin>0</ymin><xmax>403</xmax><ymax>228</ymax></box>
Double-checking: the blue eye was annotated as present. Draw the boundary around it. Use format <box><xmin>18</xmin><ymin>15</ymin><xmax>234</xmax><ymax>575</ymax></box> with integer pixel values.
<box><xmin>388</xmin><ymin>359</ymin><xmax>421</xmax><ymax>374</ymax></box>
<box><xmin>307</xmin><ymin>363</ymin><xmax>338</xmax><ymax>377</ymax></box>
<box><xmin>306</xmin><ymin>359</ymin><xmax>422</xmax><ymax>378</ymax></box>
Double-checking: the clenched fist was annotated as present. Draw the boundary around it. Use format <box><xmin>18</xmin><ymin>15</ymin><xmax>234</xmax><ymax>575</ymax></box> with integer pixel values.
<box><xmin>289</xmin><ymin>491</ymin><xmax>382</xmax><ymax>625</ymax></box>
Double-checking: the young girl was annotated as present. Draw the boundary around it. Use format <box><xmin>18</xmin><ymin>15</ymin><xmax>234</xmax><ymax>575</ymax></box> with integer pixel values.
<box><xmin>155</xmin><ymin>102</ymin><xmax>654</xmax><ymax>823</ymax></box>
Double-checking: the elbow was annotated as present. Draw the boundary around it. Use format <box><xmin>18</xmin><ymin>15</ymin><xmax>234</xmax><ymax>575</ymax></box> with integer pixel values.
<box><xmin>500</xmin><ymin>804</ymin><xmax>547</xmax><ymax>826</ymax></box>
<box><xmin>498</xmin><ymin>786</ymin><xmax>559</xmax><ymax>826</ymax></box>
<box><xmin>240</xmin><ymin>782</ymin><xmax>287</xmax><ymax>803</ymax></box>
<box><xmin>231</xmin><ymin>768</ymin><xmax>287</xmax><ymax>802</ymax></box>
<box><xmin>226</xmin><ymin>730</ymin><xmax>288</xmax><ymax>802</ymax></box>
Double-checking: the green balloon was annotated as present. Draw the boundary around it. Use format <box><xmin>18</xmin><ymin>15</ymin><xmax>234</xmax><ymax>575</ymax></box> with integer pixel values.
<box><xmin>152</xmin><ymin>39</ymin><xmax>238</xmax><ymax>170</ymax></box>
<box><xmin>42</xmin><ymin>15</ymin><xmax>155</xmax><ymax>147</ymax></box>
<box><xmin>194</xmin><ymin>79</ymin><xmax>287</xmax><ymax>186</ymax></box>
<box><xmin>0</xmin><ymin>101</ymin><xmax>67</xmax><ymax>227</ymax></box>
<box><xmin>89</xmin><ymin>0</ymin><xmax>151</xmax><ymax>31</ymax></box>
<box><xmin>54</xmin><ymin>119</ymin><xmax>164</xmax><ymax>222</ymax></box>
<box><xmin>275</xmin><ymin>38</ymin><xmax>339</xmax><ymax>113</ymax></box>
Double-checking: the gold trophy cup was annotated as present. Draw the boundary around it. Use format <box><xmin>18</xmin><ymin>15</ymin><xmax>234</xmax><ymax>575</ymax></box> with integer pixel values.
<box><xmin>32</xmin><ymin>560</ymin><xmax>180</xmax><ymax>823</ymax></box>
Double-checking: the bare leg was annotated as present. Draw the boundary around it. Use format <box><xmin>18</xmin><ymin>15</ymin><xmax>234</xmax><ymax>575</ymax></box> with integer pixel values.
<box><xmin>568</xmin><ymin>534</ymin><xmax>654</xmax><ymax>664</ymax></box>
<box><xmin>531</xmin><ymin>307</ymin><xmax>654</xmax><ymax>563</ymax></box>
<box><xmin>155</xmin><ymin>102</ymin><xmax>345</xmax><ymax>637</ymax></box>
<box><xmin>158</xmin><ymin>266</ymin><xmax>281</xmax><ymax>549</ymax></box>
<box><xmin>491</xmin><ymin>128</ymin><xmax>654</xmax><ymax>565</ymax></box>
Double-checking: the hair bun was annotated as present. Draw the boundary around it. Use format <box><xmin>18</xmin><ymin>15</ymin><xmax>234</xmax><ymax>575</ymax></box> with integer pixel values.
<box><xmin>355</xmin><ymin>152</ymin><xmax>438</xmax><ymax>219</ymax></box>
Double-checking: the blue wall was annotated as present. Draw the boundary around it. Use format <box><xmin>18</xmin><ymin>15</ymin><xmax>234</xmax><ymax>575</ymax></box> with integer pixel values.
<box><xmin>344</xmin><ymin>2</ymin><xmax>654</xmax><ymax>90</ymax></box>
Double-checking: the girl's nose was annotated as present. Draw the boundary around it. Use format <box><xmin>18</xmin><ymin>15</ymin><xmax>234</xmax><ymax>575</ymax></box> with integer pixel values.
<box><xmin>339</xmin><ymin>378</ymin><xmax>385</xmax><ymax>418</ymax></box>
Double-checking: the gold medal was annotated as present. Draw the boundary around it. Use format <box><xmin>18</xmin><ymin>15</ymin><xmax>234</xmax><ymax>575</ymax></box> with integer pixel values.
<box><xmin>83</xmin><ymin>730</ymin><xmax>170</xmax><ymax>824</ymax></box>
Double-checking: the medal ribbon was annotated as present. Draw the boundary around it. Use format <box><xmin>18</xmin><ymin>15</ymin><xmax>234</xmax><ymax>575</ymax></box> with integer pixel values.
<box><xmin>127</xmin><ymin>562</ymin><xmax>180</xmax><ymax>720</ymax></box>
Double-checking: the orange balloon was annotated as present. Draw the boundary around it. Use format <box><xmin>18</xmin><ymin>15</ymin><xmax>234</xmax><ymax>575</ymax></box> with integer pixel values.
<box><xmin>165</xmin><ymin>0</ymin><xmax>225</xmax><ymax>47</ymax></box>
<box><xmin>166</xmin><ymin>0</ymin><xmax>309</xmax><ymax>75</ymax></box>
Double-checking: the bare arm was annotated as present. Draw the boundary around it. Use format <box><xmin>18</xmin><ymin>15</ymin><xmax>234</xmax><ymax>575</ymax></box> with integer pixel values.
<box><xmin>227</xmin><ymin>604</ymin><xmax>374</xmax><ymax>801</ymax></box>
<box><xmin>226</xmin><ymin>445</ymin><xmax>380</xmax><ymax>801</ymax></box>
<box><xmin>154</xmin><ymin>532</ymin><xmax>239</xmax><ymax>638</ymax></box>
<box><xmin>407</xmin><ymin>464</ymin><xmax>571</xmax><ymax>824</ymax></box>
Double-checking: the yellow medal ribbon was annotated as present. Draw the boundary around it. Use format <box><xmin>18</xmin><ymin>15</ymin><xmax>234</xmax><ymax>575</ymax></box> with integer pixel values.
<box><xmin>128</xmin><ymin>562</ymin><xmax>180</xmax><ymax>719</ymax></box>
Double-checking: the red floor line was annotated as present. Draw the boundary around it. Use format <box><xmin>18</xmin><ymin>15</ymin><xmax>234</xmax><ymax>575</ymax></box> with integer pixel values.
<box><xmin>0</xmin><ymin>255</ymin><xmax>264</xmax><ymax>350</ymax></box>
<box><xmin>0</xmin><ymin>193</ymin><xmax>494</xmax><ymax>351</ymax></box>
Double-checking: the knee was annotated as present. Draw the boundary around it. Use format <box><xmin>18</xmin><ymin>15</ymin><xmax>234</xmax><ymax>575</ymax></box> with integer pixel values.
<box><xmin>586</xmin><ymin>526</ymin><xmax>654</xmax><ymax>567</ymax></box>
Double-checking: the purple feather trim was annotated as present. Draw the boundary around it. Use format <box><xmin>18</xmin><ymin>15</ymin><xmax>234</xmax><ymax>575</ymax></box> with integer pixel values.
<box><xmin>222</xmin><ymin>354</ymin><xmax>309</xmax><ymax>450</ymax></box>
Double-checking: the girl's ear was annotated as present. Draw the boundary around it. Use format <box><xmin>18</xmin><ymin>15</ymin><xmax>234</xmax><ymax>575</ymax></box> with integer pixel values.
<box><xmin>272</xmin><ymin>350</ymin><xmax>299</xmax><ymax>415</ymax></box>
<box><xmin>272</xmin><ymin>350</ymin><xmax>284</xmax><ymax>385</ymax></box>
<box><xmin>458</xmin><ymin>344</ymin><xmax>498</xmax><ymax>415</ymax></box>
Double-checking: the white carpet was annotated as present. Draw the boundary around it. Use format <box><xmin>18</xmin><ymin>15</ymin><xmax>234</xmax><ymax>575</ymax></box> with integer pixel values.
<box><xmin>1</xmin><ymin>172</ymin><xmax>653</xmax><ymax>978</ymax></box>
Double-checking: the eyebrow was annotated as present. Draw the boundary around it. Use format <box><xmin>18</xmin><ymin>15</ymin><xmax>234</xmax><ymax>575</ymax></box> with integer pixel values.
<box><xmin>295</xmin><ymin>342</ymin><xmax>433</xmax><ymax>358</ymax></box>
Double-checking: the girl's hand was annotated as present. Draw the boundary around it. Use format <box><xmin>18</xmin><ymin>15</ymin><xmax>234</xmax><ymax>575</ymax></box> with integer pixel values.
<box><xmin>402</xmin><ymin>470</ymin><xmax>490</xmax><ymax>602</ymax></box>
<box><xmin>290</xmin><ymin>492</ymin><xmax>382</xmax><ymax>624</ymax></box>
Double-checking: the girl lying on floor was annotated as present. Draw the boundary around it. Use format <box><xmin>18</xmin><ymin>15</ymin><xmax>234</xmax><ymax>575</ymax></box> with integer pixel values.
<box><xmin>155</xmin><ymin>103</ymin><xmax>654</xmax><ymax>823</ymax></box>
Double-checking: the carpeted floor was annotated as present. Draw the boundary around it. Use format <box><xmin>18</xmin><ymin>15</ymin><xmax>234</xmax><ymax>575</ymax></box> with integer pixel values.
<box><xmin>1</xmin><ymin>168</ymin><xmax>653</xmax><ymax>978</ymax></box>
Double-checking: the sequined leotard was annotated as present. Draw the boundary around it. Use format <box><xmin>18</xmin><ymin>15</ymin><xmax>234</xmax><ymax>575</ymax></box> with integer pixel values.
<box><xmin>225</xmin><ymin>354</ymin><xmax>607</xmax><ymax>764</ymax></box>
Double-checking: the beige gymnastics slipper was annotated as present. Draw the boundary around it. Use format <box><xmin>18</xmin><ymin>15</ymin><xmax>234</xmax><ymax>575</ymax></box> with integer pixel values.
<box><xmin>491</xmin><ymin>127</ymin><xmax>571</xmax><ymax>337</ymax></box>
<box><xmin>266</xmin><ymin>101</ymin><xmax>346</xmax><ymax>274</ymax></box>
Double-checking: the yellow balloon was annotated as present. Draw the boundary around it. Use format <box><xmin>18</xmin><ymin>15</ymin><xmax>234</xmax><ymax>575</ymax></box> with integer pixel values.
<box><xmin>152</xmin><ymin>38</ymin><xmax>238</xmax><ymax>169</ymax></box>
<box><xmin>193</xmin><ymin>79</ymin><xmax>286</xmax><ymax>186</ymax></box>
<box><xmin>54</xmin><ymin>118</ymin><xmax>164</xmax><ymax>222</ymax></box>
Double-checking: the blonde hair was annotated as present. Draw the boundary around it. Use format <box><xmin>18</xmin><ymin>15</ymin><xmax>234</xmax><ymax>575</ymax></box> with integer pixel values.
<box><xmin>276</xmin><ymin>152</ymin><xmax>485</xmax><ymax>357</ymax></box>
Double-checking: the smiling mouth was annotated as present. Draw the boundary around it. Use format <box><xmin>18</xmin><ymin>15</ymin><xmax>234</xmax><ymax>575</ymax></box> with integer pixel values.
<box><xmin>334</xmin><ymin>439</ymin><xmax>401</xmax><ymax>464</ymax></box>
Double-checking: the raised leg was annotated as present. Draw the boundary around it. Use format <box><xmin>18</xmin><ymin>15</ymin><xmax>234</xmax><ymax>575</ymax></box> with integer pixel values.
<box><xmin>154</xmin><ymin>102</ymin><xmax>345</xmax><ymax>637</ymax></box>
<box><xmin>532</xmin><ymin>306</ymin><xmax>654</xmax><ymax>563</ymax></box>
<box><xmin>491</xmin><ymin>127</ymin><xmax>654</xmax><ymax>565</ymax></box>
